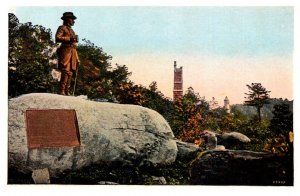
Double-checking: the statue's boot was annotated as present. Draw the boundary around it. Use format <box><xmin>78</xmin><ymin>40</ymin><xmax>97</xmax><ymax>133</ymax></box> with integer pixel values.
<box><xmin>65</xmin><ymin>74</ymin><xmax>72</xmax><ymax>96</ymax></box>
<box><xmin>58</xmin><ymin>72</ymin><xmax>68</xmax><ymax>95</ymax></box>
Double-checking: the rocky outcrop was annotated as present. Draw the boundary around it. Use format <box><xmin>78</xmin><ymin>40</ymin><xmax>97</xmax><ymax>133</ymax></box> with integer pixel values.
<box><xmin>8</xmin><ymin>93</ymin><xmax>178</xmax><ymax>177</ymax></box>
<box><xmin>220</xmin><ymin>132</ymin><xmax>251</xmax><ymax>143</ymax></box>
<box><xmin>175</xmin><ymin>140</ymin><xmax>200</xmax><ymax>161</ymax></box>
<box><xmin>200</xmin><ymin>130</ymin><xmax>251</xmax><ymax>150</ymax></box>
<box><xmin>190</xmin><ymin>150</ymin><xmax>293</xmax><ymax>185</ymax></box>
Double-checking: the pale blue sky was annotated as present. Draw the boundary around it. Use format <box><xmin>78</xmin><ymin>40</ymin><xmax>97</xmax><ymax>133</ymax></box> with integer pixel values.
<box><xmin>12</xmin><ymin>6</ymin><xmax>294</xmax><ymax>104</ymax></box>
<box><xmin>2</xmin><ymin>3</ymin><xmax>300</xmax><ymax>194</ymax></box>
<box><xmin>15</xmin><ymin>7</ymin><xmax>293</xmax><ymax>57</ymax></box>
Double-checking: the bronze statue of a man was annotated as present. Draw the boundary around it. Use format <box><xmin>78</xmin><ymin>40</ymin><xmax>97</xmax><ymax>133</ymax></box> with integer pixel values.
<box><xmin>55</xmin><ymin>12</ymin><xmax>80</xmax><ymax>95</ymax></box>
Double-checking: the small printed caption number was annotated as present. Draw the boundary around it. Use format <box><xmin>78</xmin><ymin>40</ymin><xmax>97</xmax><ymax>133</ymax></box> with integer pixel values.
<box><xmin>273</xmin><ymin>180</ymin><xmax>286</xmax><ymax>185</ymax></box>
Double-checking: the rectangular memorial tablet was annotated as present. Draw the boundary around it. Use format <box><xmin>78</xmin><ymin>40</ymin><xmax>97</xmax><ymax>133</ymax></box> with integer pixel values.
<box><xmin>25</xmin><ymin>109</ymin><xmax>80</xmax><ymax>149</ymax></box>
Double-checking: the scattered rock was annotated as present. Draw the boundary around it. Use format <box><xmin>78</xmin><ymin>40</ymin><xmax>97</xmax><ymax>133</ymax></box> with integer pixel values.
<box><xmin>175</xmin><ymin>140</ymin><xmax>200</xmax><ymax>161</ymax></box>
<box><xmin>200</xmin><ymin>130</ymin><xmax>251</xmax><ymax>150</ymax></box>
<box><xmin>220</xmin><ymin>132</ymin><xmax>251</xmax><ymax>143</ymax></box>
<box><xmin>215</xmin><ymin>145</ymin><xmax>226</xmax><ymax>151</ymax></box>
<box><xmin>200</xmin><ymin>130</ymin><xmax>218</xmax><ymax>150</ymax></box>
<box><xmin>31</xmin><ymin>168</ymin><xmax>50</xmax><ymax>184</ymax></box>
<box><xmin>151</xmin><ymin>176</ymin><xmax>167</xmax><ymax>185</ymax></box>
<box><xmin>98</xmin><ymin>181</ymin><xmax>119</xmax><ymax>185</ymax></box>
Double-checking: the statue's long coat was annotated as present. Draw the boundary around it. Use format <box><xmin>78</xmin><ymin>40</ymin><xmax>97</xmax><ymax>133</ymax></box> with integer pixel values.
<box><xmin>55</xmin><ymin>25</ymin><xmax>79</xmax><ymax>70</ymax></box>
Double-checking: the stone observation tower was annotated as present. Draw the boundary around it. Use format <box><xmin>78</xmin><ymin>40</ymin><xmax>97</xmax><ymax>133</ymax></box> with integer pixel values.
<box><xmin>173</xmin><ymin>61</ymin><xmax>183</xmax><ymax>101</ymax></box>
<box><xmin>224</xmin><ymin>96</ymin><xmax>230</xmax><ymax>113</ymax></box>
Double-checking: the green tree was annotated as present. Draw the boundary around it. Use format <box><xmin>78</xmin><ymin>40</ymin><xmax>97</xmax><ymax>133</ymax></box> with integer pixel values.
<box><xmin>140</xmin><ymin>82</ymin><xmax>174</xmax><ymax>123</ymax></box>
<box><xmin>264</xmin><ymin>103</ymin><xmax>293</xmax><ymax>154</ymax></box>
<box><xmin>75</xmin><ymin>39</ymin><xmax>140</xmax><ymax>104</ymax></box>
<box><xmin>244</xmin><ymin>83</ymin><xmax>271</xmax><ymax>122</ymax></box>
<box><xmin>8</xmin><ymin>13</ymin><xmax>57</xmax><ymax>97</ymax></box>
<box><xmin>203</xmin><ymin>107</ymin><xmax>234</xmax><ymax>133</ymax></box>
<box><xmin>269</xmin><ymin>103</ymin><xmax>293</xmax><ymax>136</ymax></box>
<box><xmin>75</xmin><ymin>39</ymin><xmax>112</xmax><ymax>97</ymax></box>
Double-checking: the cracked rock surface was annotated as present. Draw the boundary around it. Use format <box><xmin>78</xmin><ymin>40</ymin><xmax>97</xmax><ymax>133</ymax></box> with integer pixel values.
<box><xmin>8</xmin><ymin>93</ymin><xmax>177</xmax><ymax>177</ymax></box>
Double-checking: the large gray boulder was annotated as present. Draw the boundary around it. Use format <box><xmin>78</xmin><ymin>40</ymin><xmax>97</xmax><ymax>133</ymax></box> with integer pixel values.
<box><xmin>8</xmin><ymin>93</ymin><xmax>178</xmax><ymax>177</ymax></box>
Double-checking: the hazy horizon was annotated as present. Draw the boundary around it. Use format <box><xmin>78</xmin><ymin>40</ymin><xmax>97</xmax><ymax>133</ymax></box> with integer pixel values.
<box><xmin>12</xmin><ymin>6</ymin><xmax>294</xmax><ymax>104</ymax></box>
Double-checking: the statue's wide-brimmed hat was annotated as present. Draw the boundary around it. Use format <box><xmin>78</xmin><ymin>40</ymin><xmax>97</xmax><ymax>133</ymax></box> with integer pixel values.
<box><xmin>61</xmin><ymin>12</ymin><xmax>77</xmax><ymax>20</ymax></box>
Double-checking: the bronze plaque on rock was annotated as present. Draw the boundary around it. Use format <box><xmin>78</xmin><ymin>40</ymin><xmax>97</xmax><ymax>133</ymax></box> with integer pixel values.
<box><xmin>25</xmin><ymin>109</ymin><xmax>80</xmax><ymax>149</ymax></box>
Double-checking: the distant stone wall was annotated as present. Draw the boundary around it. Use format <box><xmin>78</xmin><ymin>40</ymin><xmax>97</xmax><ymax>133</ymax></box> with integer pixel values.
<box><xmin>190</xmin><ymin>150</ymin><xmax>293</xmax><ymax>185</ymax></box>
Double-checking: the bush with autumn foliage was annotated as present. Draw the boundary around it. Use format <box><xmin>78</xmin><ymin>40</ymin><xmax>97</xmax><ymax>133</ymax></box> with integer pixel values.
<box><xmin>8</xmin><ymin>13</ymin><xmax>294</xmax><ymax>185</ymax></box>
<box><xmin>170</xmin><ymin>87</ymin><xmax>208</xmax><ymax>143</ymax></box>
<box><xmin>9</xmin><ymin>13</ymin><xmax>293</xmax><ymax>155</ymax></box>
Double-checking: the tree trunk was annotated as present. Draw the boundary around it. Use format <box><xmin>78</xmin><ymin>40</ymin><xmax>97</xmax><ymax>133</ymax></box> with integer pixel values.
<box><xmin>257</xmin><ymin>107</ymin><xmax>261</xmax><ymax>122</ymax></box>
